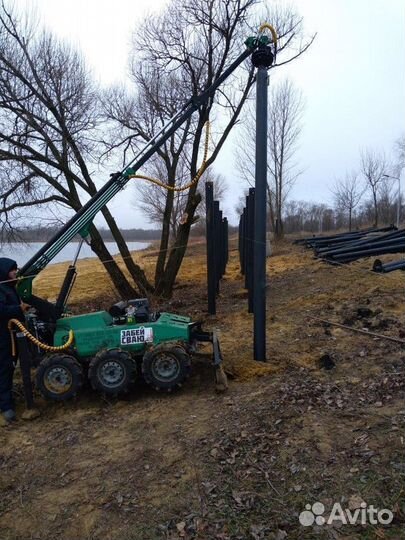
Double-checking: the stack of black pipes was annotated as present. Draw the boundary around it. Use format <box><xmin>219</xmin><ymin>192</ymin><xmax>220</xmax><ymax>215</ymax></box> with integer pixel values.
<box><xmin>295</xmin><ymin>226</ymin><xmax>405</xmax><ymax>264</ymax></box>
<box><xmin>316</xmin><ymin>228</ymin><xmax>404</xmax><ymax>263</ymax></box>
<box><xmin>294</xmin><ymin>226</ymin><xmax>391</xmax><ymax>249</ymax></box>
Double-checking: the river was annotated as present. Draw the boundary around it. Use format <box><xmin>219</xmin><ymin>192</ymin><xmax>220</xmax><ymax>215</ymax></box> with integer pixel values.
<box><xmin>0</xmin><ymin>241</ymin><xmax>150</xmax><ymax>268</ymax></box>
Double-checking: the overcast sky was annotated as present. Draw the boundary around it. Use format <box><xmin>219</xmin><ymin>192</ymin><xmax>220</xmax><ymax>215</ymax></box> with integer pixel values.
<box><xmin>16</xmin><ymin>0</ymin><xmax>405</xmax><ymax>228</ymax></box>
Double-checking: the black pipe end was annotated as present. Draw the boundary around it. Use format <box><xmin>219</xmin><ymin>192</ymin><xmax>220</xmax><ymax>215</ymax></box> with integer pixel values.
<box><xmin>372</xmin><ymin>259</ymin><xmax>383</xmax><ymax>272</ymax></box>
<box><xmin>252</xmin><ymin>45</ymin><xmax>274</xmax><ymax>68</ymax></box>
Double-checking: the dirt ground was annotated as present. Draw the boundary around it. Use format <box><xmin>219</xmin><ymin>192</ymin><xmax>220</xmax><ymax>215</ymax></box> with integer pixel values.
<box><xmin>0</xmin><ymin>239</ymin><xmax>404</xmax><ymax>540</ymax></box>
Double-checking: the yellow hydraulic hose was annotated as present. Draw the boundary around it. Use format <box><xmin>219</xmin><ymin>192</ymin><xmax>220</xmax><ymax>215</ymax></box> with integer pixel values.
<box><xmin>127</xmin><ymin>121</ymin><xmax>210</xmax><ymax>192</ymax></box>
<box><xmin>258</xmin><ymin>23</ymin><xmax>278</xmax><ymax>46</ymax></box>
<box><xmin>8</xmin><ymin>319</ymin><xmax>74</xmax><ymax>357</ymax></box>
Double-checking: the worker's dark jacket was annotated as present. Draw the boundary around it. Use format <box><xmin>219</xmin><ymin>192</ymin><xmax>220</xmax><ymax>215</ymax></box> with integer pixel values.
<box><xmin>0</xmin><ymin>258</ymin><xmax>23</xmax><ymax>412</ymax></box>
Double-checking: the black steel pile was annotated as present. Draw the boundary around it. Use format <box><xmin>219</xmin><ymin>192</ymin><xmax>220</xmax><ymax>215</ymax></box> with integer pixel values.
<box><xmin>295</xmin><ymin>226</ymin><xmax>405</xmax><ymax>266</ymax></box>
<box><xmin>238</xmin><ymin>187</ymin><xmax>255</xmax><ymax>312</ymax></box>
<box><xmin>205</xmin><ymin>181</ymin><xmax>229</xmax><ymax>315</ymax></box>
<box><xmin>372</xmin><ymin>258</ymin><xmax>405</xmax><ymax>273</ymax></box>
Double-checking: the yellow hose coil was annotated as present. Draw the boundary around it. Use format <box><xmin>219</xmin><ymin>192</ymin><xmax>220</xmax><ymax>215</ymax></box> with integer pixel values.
<box><xmin>8</xmin><ymin>319</ymin><xmax>74</xmax><ymax>357</ymax></box>
<box><xmin>127</xmin><ymin>120</ymin><xmax>210</xmax><ymax>192</ymax></box>
<box><xmin>258</xmin><ymin>23</ymin><xmax>278</xmax><ymax>46</ymax></box>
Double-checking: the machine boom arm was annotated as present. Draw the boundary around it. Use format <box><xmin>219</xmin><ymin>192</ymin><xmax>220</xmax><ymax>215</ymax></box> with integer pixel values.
<box><xmin>18</xmin><ymin>39</ymin><xmax>261</xmax><ymax>298</ymax></box>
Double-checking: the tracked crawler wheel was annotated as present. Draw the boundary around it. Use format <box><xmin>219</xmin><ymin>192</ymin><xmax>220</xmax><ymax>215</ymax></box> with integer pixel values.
<box><xmin>36</xmin><ymin>354</ymin><xmax>84</xmax><ymax>401</ymax></box>
<box><xmin>88</xmin><ymin>348</ymin><xmax>137</xmax><ymax>396</ymax></box>
<box><xmin>142</xmin><ymin>343</ymin><xmax>191</xmax><ymax>392</ymax></box>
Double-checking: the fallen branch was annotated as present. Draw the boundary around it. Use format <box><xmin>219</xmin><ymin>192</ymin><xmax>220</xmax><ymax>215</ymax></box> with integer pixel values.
<box><xmin>308</xmin><ymin>315</ymin><xmax>405</xmax><ymax>345</ymax></box>
<box><xmin>247</xmin><ymin>457</ymin><xmax>285</xmax><ymax>503</ymax></box>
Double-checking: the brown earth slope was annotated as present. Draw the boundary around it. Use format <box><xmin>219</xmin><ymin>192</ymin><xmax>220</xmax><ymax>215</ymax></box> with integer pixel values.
<box><xmin>0</xmin><ymin>240</ymin><xmax>404</xmax><ymax>540</ymax></box>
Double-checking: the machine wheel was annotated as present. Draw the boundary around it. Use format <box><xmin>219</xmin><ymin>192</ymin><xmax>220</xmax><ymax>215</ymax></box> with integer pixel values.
<box><xmin>142</xmin><ymin>344</ymin><xmax>191</xmax><ymax>392</ymax></box>
<box><xmin>36</xmin><ymin>354</ymin><xmax>84</xmax><ymax>401</ymax></box>
<box><xmin>88</xmin><ymin>349</ymin><xmax>136</xmax><ymax>396</ymax></box>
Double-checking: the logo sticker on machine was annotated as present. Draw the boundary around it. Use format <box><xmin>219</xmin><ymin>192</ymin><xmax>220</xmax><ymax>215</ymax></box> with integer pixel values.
<box><xmin>120</xmin><ymin>327</ymin><xmax>154</xmax><ymax>345</ymax></box>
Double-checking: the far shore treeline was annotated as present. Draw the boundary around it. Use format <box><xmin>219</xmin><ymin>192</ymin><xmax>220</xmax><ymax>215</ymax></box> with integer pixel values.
<box><xmin>8</xmin><ymin>227</ymin><xmax>161</xmax><ymax>243</ymax></box>
<box><xmin>7</xmin><ymin>225</ymin><xmax>239</xmax><ymax>243</ymax></box>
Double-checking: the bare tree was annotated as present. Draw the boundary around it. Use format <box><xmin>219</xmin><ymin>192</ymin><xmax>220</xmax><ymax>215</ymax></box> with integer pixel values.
<box><xmin>360</xmin><ymin>148</ymin><xmax>388</xmax><ymax>227</ymax></box>
<box><xmin>378</xmin><ymin>177</ymin><xmax>397</xmax><ymax>225</ymax></box>
<box><xmin>103</xmin><ymin>64</ymin><xmax>198</xmax><ymax>289</ymax></box>
<box><xmin>235</xmin><ymin>78</ymin><xmax>304</xmax><ymax>240</ymax></box>
<box><xmin>134</xmin><ymin>165</ymin><xmax>227</xmax><ymax>239</ymax></box>
<box><xmin>104</xmin><ymin>0</ymin><xmax>315</xmax><ymax>296</ymax></box>
<box><xmin>332</xmin><ymin>172</ymin><xmax>364</xmax><ymax>231</ymax></box>
<box><xmin>0</xmin><ymin>3</ymin><xmax>152</xmax><ymax>297</ymax></box>
<box><xmin>134</xmin><ymin>157</ymin><xmax>191</xmax><ymax>241</ymax></box>
<box><xmin>282</xmin><ymin>200</ymin><xmax>337</xmax><ymax>234</ymax></box>
<box><xmin>268</xmin><ymin>79</ymin><xmax>304</xmax><ymax>238</ymax></box>
<box><xmin>395</xmin><ymin>134</ymin><xmax>405</xmax><ymax>171</ymax></box>
<box><xmin>282</xmin><ymin>199</ymin><xmax>302</xmax><ymax>232</ymax></box>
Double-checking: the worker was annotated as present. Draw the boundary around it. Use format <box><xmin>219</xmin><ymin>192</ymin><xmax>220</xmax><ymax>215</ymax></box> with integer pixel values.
<box><xmin>0</xmin><ymin>258</ymin><xmax>29</xmax><ymax>422</ymax></box>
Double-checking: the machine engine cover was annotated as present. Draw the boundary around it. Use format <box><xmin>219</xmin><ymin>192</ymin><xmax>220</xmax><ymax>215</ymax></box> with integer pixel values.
<box><xmin>109</xmin><ymin>298</ymin><xmax>150</xmax><ymax>319</ymax></box>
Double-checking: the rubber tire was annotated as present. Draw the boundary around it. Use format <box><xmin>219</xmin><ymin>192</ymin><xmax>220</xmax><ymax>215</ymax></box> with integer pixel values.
<box><xmin>36</xmin><ymin>354</ymin><xmax>84</xmax><ymax>401</ymax></box>
<box><xmin>88</xmin><ymin>349</ymin><xmax>136</xmax><ymax>396</ymax></box>
<box><xmin>142</xmin><ymin>344</ymin><xmax>191</xmax><ymax>392</ymax></box>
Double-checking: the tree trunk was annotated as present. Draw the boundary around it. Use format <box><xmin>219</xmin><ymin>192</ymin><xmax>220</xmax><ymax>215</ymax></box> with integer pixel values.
<box><xmin>266</xmin><ymin>185</ymin><xmax>275</xmax><ymax>232</ymax></box>
<box><xmin>373</xmin><ymin>191</ymin><xmax>378</xmax><ymax>227</ymax></box>
<box><xmin>154</xmin><ymin>187</ymin><xmax>175</xmax><ymax>288</ymax></box>
<box><xmin>100</xmin><ymin>206</ymin><xmax>153</xmax><ymax>295</ymax></box>
<box><xmin>88</xmin><ymin>224</ymin><xmax>137</xmax><ymax>299</ymax></box>
<box><xmin>274</xmin><ymin>207</ymin><xmax>284</xmax><ymax>241</ymax></box>
<box><xmin>155</xmin><ymin>192</ymin><xmax>202</xmax><ymax>298</ymax></box>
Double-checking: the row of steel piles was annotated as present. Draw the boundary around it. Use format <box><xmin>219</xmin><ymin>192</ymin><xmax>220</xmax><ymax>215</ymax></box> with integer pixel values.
<box><xmin>206</xmin><ymin>181</ymin><xmax>229</xmax><ymax>314</ymax></box>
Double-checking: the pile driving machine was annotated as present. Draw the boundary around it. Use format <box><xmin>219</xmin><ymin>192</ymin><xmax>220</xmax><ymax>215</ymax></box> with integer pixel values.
<box><xmin>9</xmin><ymin>29</ymin><xmax>276</xmax><ymax>403</ymax></box>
